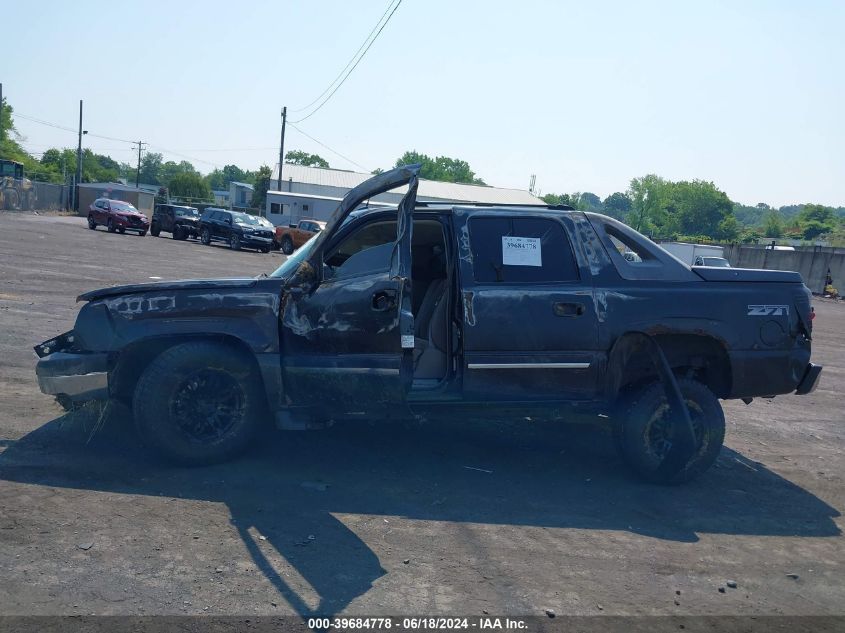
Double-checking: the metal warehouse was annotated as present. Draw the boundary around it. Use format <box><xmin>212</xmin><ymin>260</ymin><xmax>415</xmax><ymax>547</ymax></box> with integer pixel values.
<box><xmin>265</xmin><ymin>163</ymin><xmax>543</xmax><ymax>227</ymax></box>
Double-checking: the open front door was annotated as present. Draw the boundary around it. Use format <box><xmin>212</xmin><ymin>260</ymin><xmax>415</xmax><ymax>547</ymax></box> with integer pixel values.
<box><xmin>279</xmin><ymin>165</ymin><xmax>420</xmax><ymax>419</ymax></box>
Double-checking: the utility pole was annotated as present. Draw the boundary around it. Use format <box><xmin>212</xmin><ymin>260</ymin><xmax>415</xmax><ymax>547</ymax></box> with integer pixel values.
<box><xmin>277</xmin><ymin>106</ymin><xmax>287</xmax><ymax>191</ymax></box>
<box><xmin>75</xmin><ymin>100</ymin><xmax>83</xmax><ymax>211</ymax></box>
<box><xmin>132</xmin><ymin>141</ymin><xmax>146</xmax><ymax>188</ymax></box>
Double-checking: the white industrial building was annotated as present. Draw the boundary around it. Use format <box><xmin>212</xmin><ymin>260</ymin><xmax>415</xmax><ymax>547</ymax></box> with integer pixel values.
<box><xmin>265</xmin><ymin>164</ymin><xmax>542</xmax><ymax>227</ymax></box>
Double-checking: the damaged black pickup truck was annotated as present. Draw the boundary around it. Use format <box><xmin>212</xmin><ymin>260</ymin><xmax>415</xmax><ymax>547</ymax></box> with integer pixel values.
<box><xmin>34</xmin><ymin>165</ymin><xmax>822</xmax><ymax>484</ymax></box>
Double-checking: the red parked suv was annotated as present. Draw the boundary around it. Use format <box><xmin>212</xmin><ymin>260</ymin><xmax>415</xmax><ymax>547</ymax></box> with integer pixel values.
<box><xmin>87</xmin><ymin>198</ymin><xmax>150</xmax><ymax>236</ymax></box>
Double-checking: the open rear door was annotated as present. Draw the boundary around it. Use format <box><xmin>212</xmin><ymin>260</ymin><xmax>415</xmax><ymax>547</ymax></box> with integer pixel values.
<box><xmin>278</xmin><ymin>165</ymin><xmax>420</xmax><ymax>418</ymax></box>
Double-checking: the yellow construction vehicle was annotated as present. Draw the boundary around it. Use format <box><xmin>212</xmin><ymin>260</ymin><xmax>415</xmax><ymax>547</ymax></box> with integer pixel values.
<box><xmin>0</xmin><ymin>159</ymin><xmax>37</xmax><ymax>210</ymax></box>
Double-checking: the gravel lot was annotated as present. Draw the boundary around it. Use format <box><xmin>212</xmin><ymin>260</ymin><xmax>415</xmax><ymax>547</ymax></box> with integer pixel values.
<box><xmin>0</xmin><ymin>212</ymin><xmax>843</xmax><ymax>617</ymax></box>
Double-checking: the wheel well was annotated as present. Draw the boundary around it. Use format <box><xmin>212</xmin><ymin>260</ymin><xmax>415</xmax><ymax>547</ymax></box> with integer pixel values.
<box><xmin>608</xmin><ymin>332</ymin><xmax>732</xmax><ymax>400</ymax></box>
<box><xmin>109</xmin><ymin>335</ymin><xmax>265</xmax><ymax>404</ymax></box>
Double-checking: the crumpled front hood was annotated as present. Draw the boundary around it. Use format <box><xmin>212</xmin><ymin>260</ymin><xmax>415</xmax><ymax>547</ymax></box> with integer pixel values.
<box><xmin>77</xmin><ymin>278</ymin><xmax>258</xmax><ymax>302</ymax></box>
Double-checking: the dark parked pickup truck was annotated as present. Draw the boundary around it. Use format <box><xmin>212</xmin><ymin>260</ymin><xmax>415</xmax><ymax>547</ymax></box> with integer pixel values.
<box><xmin>35</xmin><ymin>165</ymin><xmax>822</xmax><ymax>483</ymax></box>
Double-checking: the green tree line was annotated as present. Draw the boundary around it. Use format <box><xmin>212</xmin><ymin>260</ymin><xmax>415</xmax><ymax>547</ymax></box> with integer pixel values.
<box><xmin>4</xmin><ymin>95</ymin><xmax>843</xmax><ymax>239</ymax></box>
<box><xmin>543</xmin><ymin>177</ymin><xmax>845</xmax><ymax>243</ymax></box>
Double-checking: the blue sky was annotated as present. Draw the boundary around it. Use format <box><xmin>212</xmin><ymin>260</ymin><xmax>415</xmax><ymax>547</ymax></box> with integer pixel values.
<box><xmin>3</xmin><ymin>0</ymin><xmax>843</xmax><ymax>206</ymax></box>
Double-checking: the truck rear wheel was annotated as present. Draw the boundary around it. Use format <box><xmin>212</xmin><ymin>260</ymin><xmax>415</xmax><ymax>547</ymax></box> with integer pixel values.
<box><xmin>615</xmin><ymin>378</ymin><xmax>725</xmax><ymax>484</ymax></box>
<box><xmin>281</xmin><ymin>236</ymin><xmax>294</xmax><ymax>255</ymax></box>
<box><xmin>132</xmin><ymin>341</ymin><xmax>265</xmax><ymax>465</ymax></box>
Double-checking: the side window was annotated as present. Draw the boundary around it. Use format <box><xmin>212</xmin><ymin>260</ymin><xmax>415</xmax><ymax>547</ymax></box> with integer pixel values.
<box><xmin>605</xmin><ymin>225</ymin><xmax>657</xmax><ymax>266</ymax></box>
<box><xmin>325</xmin><ymin>220</ymin><xmax>397</xmax><ymax>281</ymax></box>
<box><xmin>270</xmin><ymin>203</ymin><xmax>281</xmax><ymax>214</ymax></box>
<box><xmin>468</xmin><ymin>216</ymin><xmax>579</xmax><ymax>283</ymax></box>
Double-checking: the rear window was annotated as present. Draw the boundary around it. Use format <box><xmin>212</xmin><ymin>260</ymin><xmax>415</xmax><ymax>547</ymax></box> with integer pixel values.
<box><xmin>468</xmin><ymin>216</ymin><xmax>579</xmax><ymax>283</ymax></box>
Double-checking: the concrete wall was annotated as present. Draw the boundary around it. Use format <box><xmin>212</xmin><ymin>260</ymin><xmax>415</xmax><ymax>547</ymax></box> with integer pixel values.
<box><xmin>723</xmin><ymin>244</ymin><xmax>845</xmax><ymax>294</ymax></box>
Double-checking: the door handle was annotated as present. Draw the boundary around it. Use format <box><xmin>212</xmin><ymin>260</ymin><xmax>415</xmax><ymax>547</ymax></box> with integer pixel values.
<box><xmin>553</xmin><ymin>302</ymin><xmax>585</xmax><ymax>317</ymax></box>
<box><xmin>372</xmin><ymin>290</ymin><xmax>398</xmax><ymax>311</ymax></box>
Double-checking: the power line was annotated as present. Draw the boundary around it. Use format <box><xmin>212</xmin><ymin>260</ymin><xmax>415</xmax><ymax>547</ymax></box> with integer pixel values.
<box><xmin>12</xmin><ymin>112</ymin><xmax>77</xmax><ymax>134</ymax></box>
<box><xmin>155</xmin><ymin>146</ymin><xmax>278</xmax><ymax>152</ymax></box>
<box><xmin>290</xmin><ymin>0</ymin><xmax>403</xmax><ymax>124</ymax></box>
<box><xmin>291</xmin><ymin>0</ymin><xmax>399</xmax><ymax>113</ymax></box>
<box><xmin>145</xmin><ymin>143</ymin><xmax>223</xmax><ymax>169</ymax></box>
<box><xmin>287</xmin><ymin>122</ymin><xmax>370</xmax><ymax>172</ymax></box>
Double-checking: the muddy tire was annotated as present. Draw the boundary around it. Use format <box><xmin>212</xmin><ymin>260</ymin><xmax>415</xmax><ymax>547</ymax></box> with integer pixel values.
<box><xmin>87</xmin><ymin>215</ymin><xmax>97</xmax><ymax>230</ymax></box>
<box><xmin>3</xmin><ymin>189</ymin><xmax>20</xmax><ymax>210</ymax></box>
<box><xmin>281</xmin><ymin>236</ymin><xmax>294</xmax><ymax>255</ymax></box>
<box><xmin>150</xmin><ymin>223</ymin><xmax>160</xmax><ymax>237</ymax></box>
<box><xmin>200</xmin><ymin>227</ymin><xmax>211</xmax><ymax>245</ymax></box>
<box><xmin>615</xmin><ymin>378</ymin><xmax>725</xmax><ymax>485</ymax></box>
<box><xmin>132</xmin><ymin>341</ymin><xmax>265</xmax><ymax>465</ymax></box>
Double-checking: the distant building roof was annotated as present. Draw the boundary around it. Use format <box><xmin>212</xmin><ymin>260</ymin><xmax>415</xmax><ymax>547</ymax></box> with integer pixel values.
<box><xmin>230</xmin><ymin>181</ymin><xmax>254</xmax><ymax>190</ymax></box>
<box><xmin>78</xmin><ymin>182</ymin><xmax>154</xmax><ymax>194</ymax></box>
<box><xmin>269</xmin><ymin>164</ymin><xmax>542</xmax><ymax>205</ymax></box>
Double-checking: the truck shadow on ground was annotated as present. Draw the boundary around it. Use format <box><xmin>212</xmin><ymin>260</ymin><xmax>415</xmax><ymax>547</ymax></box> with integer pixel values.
<box><xmin>0</xmin><ymin>408</ymin><xmax>840</xmax><ymax>616</ymax></box>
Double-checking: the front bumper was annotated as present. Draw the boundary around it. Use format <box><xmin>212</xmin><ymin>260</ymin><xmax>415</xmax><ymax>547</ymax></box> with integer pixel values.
<box><xmin>242</xmin><ymin>234</ymin><xmax>273</xmax><ymax>247</ymax></box>
<box><xmin>177</xmin><ymin>222</ymin><xmax>199</xmax><ymax>236</ymax></box>
<box><xmin>35</xmin><ymin>350</ymin><xmax>109</xmax><ymax>402</ymax></box>
<box><xmin>115</xmin><ymin>216</ymin><xmax>150</xmax><ymax>231</ymax></box>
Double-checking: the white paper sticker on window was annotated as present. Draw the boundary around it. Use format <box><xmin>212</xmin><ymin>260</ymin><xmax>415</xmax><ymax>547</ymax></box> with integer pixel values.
<box><xmin>502</xmin><ymin>236</ymin><xmax>542</xmax><ymax>267</ymax></box>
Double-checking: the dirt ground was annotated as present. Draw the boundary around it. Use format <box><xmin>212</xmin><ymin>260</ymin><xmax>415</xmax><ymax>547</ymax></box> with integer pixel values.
<box><xmin>0</xmin><ymin>212</ymin><xmax>842</xmax><ymax>618</ymax></box>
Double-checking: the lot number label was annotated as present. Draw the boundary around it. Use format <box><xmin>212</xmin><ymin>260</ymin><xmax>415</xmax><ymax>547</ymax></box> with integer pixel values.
<box><xmin>502</xmin><ymin>236</ymin><xmax>542</xmax><ymax>267</ymax></box>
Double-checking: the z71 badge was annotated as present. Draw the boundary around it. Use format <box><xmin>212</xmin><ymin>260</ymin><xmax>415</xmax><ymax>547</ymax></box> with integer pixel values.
<box><xmin>747</xmin><ymin>305</ymin><xmax>789</xmax><ymax>316</ymax></box>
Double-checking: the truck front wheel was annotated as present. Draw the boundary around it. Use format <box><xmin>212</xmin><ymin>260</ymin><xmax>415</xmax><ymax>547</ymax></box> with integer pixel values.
<box><xmin>615</xmin><ymin>378</ymin><xmax>725</xmax><ymax>485</ymax></box>
<box><xmin>132</xmin><ymin>341</ymin><xmax>265</xmax><ymax>465</ymax></box>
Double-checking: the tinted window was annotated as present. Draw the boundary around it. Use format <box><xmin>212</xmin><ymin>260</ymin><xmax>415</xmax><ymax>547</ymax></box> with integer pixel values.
<box><xmin>468</xmin><ymin>216</ymin><xmax>579</xmax><ymax>283</ymax></box>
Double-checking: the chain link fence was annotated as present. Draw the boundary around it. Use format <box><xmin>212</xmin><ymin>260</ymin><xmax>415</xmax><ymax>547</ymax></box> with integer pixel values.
<box><xmin>32</xmin><ymin>182</ymin><xmax>70</xmax><ymax>210</ymax></box>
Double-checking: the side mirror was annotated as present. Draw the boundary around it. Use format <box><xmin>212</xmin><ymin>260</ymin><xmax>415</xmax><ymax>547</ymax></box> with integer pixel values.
<box><xmin>284</xmin><ymin>260</ymin><xmax>319</xmax><ymax>295</ymax></box>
